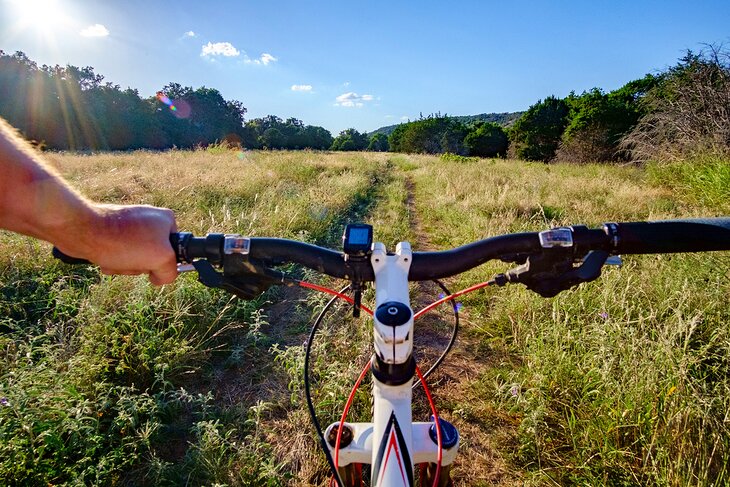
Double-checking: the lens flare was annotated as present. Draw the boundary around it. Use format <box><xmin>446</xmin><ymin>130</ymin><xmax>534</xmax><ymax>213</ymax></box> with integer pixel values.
<box><xmin>156</xmin><ymin>92</ymin><xmax>178</xmax><ymax>112</ymax></box>
<box><xmin>156</xmin><ymin>92</ymin><xmax>191</xmax><ymax>118</ymax></box>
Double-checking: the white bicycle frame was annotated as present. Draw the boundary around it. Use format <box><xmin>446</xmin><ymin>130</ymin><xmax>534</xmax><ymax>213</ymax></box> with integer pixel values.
<box><xmin>323</xmin><ymin>241</ymin><xmax>459</xmax><ymax>486</ymax></box>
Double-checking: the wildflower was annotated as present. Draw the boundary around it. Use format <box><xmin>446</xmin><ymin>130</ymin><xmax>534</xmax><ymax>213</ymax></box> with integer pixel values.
<box><xmin>510</xmin><ymin>385</ymin><xmax>520</xmax><ymax>397</ymax></box>
<box><xmin>599</xmin><ymin>311</ymin><xmax>609</xmax><ymax>320</ymax></box>
<box><xmin>0</xmin><ymin>397</ymin><xmax>9</xmax><ymax>407</ymax></box>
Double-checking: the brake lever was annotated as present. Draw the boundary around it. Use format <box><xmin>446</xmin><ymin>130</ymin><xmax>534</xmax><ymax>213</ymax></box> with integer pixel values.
<box><xmin>191</xmin><ymin>259</ymin><xmax>290</xmax><ymax>300</ymax></box>
<box><xmin>496</xmin><ymin>250</ymin><xmax>611</xmax><ymax>298</ymax></box>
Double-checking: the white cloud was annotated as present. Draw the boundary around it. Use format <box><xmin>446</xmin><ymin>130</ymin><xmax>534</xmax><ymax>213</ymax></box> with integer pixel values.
<box><xmin>291</xmin><ymin>84</ymin><xmax>313</xmax><ymax>92</ymax></box>
<box><xmin>335</xmin><ymin>92</ymin><xmax>375</xmax><ymax>108</ymax></box>
<box><xmin>343</xmin><ymin>81</ymin><xmax>350</xmax><ymax>87</ymax></box>
<box><xmin>260</xmin><ymin>53</ymin><xmax>277</xmax><ymax>65</ymax></box>
<box><xmin>245</xmin><ymin>53</ymin><xmax>278</xmax><ymax>66</ymax></box>
<box><xmin>80</xmin><ymin>24</ymin><xmax>109</xmax><ymax>37</ymax></box>
<box><xmin>201</xmin><ymin>41</ymin><xmax>240</xmax><ymax>57</ymax></box>
<box><xmin>184</xmin><ymin>31</ymin><xmax>197</xmax><ymax>38</ymax></box>
<box><xmin>400</xmin><ymin>116</ymin><xmax>409</xmax><ymax>121</ymax></box>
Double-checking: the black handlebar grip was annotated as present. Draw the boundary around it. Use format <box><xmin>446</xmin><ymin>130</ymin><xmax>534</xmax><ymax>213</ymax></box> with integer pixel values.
<box><xmin>615</xmin><ymin>218</ymin><xmax>730</xmax><ymax>254</ymax></box>
<box><xmin>169</xmin><ymin>232</ymin><xmax>224</xmax><ymax>264</ymax></box>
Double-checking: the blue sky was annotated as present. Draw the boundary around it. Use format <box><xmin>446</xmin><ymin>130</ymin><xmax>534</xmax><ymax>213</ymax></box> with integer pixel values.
<box><xmin>1</xmin><ymin>0</ymin><xmax>729</xmax><ymax>134</ymax></box>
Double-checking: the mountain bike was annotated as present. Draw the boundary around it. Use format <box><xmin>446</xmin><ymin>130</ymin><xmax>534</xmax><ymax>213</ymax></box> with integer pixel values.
<box><xmin>55</xmin><ymin>217</ymin><xmax>730</xmax><ymax>486</ymax></box>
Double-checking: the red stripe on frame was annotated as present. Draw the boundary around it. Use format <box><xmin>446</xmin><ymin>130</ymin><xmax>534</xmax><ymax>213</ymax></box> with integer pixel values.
<box><xmin>379</xmin><ymin>429</ymin><xmax>408</xmax><ymax>485</ymax></box>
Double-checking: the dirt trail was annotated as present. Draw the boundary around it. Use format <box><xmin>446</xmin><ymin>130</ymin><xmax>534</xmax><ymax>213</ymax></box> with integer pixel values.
<box><xmin>209</xmin><ymin>173</ymin><xmax>523</xmax><ymax>485</ymax></box>
<box><xmin>404</xmin><ymin>176</ymin><xmax>521</xmax><ymax>486</ymax></box>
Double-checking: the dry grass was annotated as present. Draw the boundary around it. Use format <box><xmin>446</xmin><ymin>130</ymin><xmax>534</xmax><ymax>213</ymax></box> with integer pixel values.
<box><xmin>2</xmin><ymin>149</ymin><xmax>728</xmax><ymax>486</ymax></box>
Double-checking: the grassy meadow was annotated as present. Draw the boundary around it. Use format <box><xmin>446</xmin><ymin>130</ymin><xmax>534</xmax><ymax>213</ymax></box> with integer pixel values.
<box><xmin>1</xmin><ymin>149</ymin><xmax>729</xmax><ymax>486</ymax></box>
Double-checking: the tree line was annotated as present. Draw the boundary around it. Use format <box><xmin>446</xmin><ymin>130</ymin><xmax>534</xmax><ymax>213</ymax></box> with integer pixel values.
<box><xmin>2</xmin><ymin>46</ymin><xmax>727</xmax><ymax>162</ymax></box>
<box><xmin>0</xmin><ymin>50</ymin><xmax>395</xmax><ymax>152</ymax></box>
<box><xmin>385</xmin><ymin>45</ymin><xmax>729</xmax><ymax>163</ymax></box>
<box><xmin>0</xmin><ymin>51</ymin><xmax>326</xmax><ymax>151</ymax></box>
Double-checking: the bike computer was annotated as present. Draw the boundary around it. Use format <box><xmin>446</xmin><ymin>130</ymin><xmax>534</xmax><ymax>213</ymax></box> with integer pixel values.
<box><xmin>342</xmin><ymin>223</ymin><xmax>373</xmax><ymax>258</ymax></box>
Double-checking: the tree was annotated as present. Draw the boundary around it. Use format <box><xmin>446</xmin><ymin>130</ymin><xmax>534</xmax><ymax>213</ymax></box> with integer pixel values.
<box><xmin>622</xmin><ymin>46</ymin><xmax>730</xmax><ymax>161</ymax></box>
<box><xmin>367</xmin><ymin>133</ymin><xmax>390</xmax><ymax>152</ymax></box>
<box><xmin>509</xmin><ymin>96</ymin><xmax>570</xmax><ymax>161</ymax></box>
<box><xmin>243</xmin><ymin>116</ymin><xmax>332</xmax><ymax>150</ymax></box>
<box><xmin>387</xmin><ymin>116</ymin><xmax>468</xmax><ymax>155</ymax></box>
<box><xmin>153</xmin><ymin>85</ymin><xmax>247</xmax><ymax>148</ymax></box>
<box><xmin>331</xmin><ymin>128</ymin><xmax>369</xmax><ymax>151</ymax></box>
<box><xmin>260</xmin><ymin>127</ymin><xmax>285</xmax><ymax>149</ymax></box>
<box><xmin>556</xmin><ymin>80</ymin><xmax>656</xmax><ymax>163</ymax></box>
<box><xmin>464</xmin><ymin>122</ymin><xmax>508</xmax><ymax>157</ymax></box>
<box><xmin>301</xmin><ymin>125</ymin><xmax>334</xmax><ymax>150</ymax></box>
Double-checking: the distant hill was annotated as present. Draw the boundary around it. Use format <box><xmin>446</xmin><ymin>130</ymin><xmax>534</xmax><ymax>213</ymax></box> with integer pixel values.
<box><xmin>369</xmin><ymin>111</ymin><xmax>524</xmax><ymax>137</ymax></box>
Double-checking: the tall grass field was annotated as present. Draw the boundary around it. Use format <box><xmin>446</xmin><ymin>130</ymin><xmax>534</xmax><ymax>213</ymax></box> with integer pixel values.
<box><xmin>1</xmin><ymin>149</ymin><xmax>729</xmax><ymax>486</ymax></box>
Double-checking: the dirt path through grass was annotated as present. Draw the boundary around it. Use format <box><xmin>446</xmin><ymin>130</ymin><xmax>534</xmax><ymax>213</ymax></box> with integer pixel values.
<box><xmin>9</xmin><ymin>151</ymin><xmax>724</xmax><ymax>486</ymax></box>
<box><xmin>404</xmin><ymin>174</ymin><xmax>522</xmax><ymax>486</ymax></box>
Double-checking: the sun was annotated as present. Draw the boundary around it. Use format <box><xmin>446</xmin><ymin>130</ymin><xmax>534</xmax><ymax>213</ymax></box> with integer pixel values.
<box><xmin>7</xmin><ymin>0</ymin><xmax>71</xmax><ymax>36</ymax></box>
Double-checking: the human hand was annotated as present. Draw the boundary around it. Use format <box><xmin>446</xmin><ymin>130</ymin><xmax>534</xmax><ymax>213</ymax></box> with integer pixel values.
<box><xmin>54</xmin><ymin>204</ymin><xmax>179</xmax><ymax>285</ymax></box>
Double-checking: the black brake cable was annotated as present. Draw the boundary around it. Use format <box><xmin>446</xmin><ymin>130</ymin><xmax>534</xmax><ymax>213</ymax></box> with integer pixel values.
<box><xmin>413</xmin><ymin>279</ymin><xmax>459</xmax><ymax>390</ymax></box>
<box><xmin>304</xmin><ymin>284</ymin><xmax>350</xmax><ymax>487</ymax></box>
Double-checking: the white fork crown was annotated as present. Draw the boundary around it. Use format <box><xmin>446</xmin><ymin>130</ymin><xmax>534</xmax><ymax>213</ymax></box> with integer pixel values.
<box><xmin>325</xmin><ymin>241</ymin><xmax>460</xmax><ymax>486</ymax></box>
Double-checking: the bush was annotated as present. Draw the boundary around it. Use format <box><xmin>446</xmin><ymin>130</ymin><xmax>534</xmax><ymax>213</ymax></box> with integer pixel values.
<box><xmin>440</xmin><ymin>152</ymin><xmax>479</xmax><ymax>163</ymax></box>
<box><xmin>622</xmin><ymin>45</ymin><xmax>730</xmax><ymax>162</ymax></box>
<box><xmin>388</xmin><ymin>116</ymin><xmax>468</xmax><ymax>155</ymax></box>
<box><xmin>464</xmin><ymin>122</ymin><xmax>508</xmax><ymax>157</ymax></box>
<box><xmin>556</xmin><ymin>81</ymin><xmax>657</xmax><ymax>163</ymax></box>
<box><xmin>331</xmin><ymin>128</ymin><xmax>368</xmax><ymax>151</ymax></box>
<box><xmin>367</xmin><ymin>133</ymin><xmax>390</xmax><ymax>152</ymax></box>
<box><xmin>509</xmin><ymin>96</ymin><xmax>569</xmax><ymax>161</ymax></box>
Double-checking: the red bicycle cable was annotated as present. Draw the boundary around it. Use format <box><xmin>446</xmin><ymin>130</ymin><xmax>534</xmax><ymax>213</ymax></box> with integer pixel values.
<box><xmin>413</xmin><ymin>281</ymin><xmax>491</xmax><ymax>320</ymax></box>
<box><xmin>299</xmin><ymin>281</ymin><xmax>374</xmax><ymax>316</ymax></box>
<box><xmin>300</xmin><ymin>278</ymin><xmax>473</xmax><ymax>486</ymax></box>
<box><xmin>333</xmin><ymin>360</ymin><xmax>371</xmax><ymax>480</ymax></box>
<box><xmin>416</xmin><ymin>364</ymin><xmax>443</xmax><ymax>487</ymax></box>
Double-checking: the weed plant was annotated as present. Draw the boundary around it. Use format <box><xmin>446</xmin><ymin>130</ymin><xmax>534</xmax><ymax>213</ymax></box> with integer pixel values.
<box><xmin>1</xmin><ymin>149</ymin><xmax>728</xmax><ymax>485</ymax></box>
<box><xmin>409</xmin><ymin>155</ymin><xmax>730</xmax><ymax>486</ymax></box>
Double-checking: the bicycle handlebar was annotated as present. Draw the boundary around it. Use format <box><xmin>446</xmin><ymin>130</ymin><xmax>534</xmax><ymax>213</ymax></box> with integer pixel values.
<box><xmin>52</xmin><ymin>217</ymin><xmax>730</xmax><ymax>284</ymax></box>
<box><xmin>169</xmin><ymin>217</ymin><xmax>730</xmax><ymax>282</ymax></box>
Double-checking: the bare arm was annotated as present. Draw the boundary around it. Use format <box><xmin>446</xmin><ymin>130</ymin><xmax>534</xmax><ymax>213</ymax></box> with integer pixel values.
<box><xmin>0</xmin><ymin>118</ymin><xmax>178</xmax><ymax>285</ymax></box>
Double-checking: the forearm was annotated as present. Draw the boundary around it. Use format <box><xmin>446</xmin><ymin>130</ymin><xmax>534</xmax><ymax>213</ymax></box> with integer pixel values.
<box><xmin>0</xmin><ymin>119</ymin><xmax>178</xmax><ymax>284</ymax></box>
<box><xmin>0</xmin><ymin>119</ymin><xmax>99</xmax><ymax>251</ymax></box>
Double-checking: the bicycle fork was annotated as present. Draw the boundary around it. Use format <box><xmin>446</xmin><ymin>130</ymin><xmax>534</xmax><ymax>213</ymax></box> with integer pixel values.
<box><xmin>324</xmin><ymin>242</ymin><xmax>459</xmax><ymax>486</ymax></box>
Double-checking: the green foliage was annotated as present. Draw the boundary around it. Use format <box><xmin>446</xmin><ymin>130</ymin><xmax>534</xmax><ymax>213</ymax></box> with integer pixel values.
<box><xmin>367</xmin><ymin>132</ymin><xmax>390</xmax><ymax>152</ymax></box>
<box><xmin>388</xmin><ymin>115</ymin><xmax>469</xmax><ymax>155</ymax></box>
<box><xmin>243</xmin><ymin>115</ymin><xmax>333</xmax><ymax>150</ymax></box>
<box><xmin>369</xmin><ymin>112</ymin><xmax>522</xmax><ymax>138</ymax></box>
<box><xmin>623</xmin><ymin>46</ymin><xmax>730</xmax><ymax>161</ymax></box>
<box><xmin>509</xmin><ymin>95</ymin><xmax>570</xmax><ymax>161</ymax></box>
<box><xmin>331</xmin><ymin>128</ymin><xmax>369</xmax><ymax>151</ymax></box>
<box><xmin>440</xmin><ymin>152</ymin><xmax>479</xmax><ymax>163</ymax></box>
<box><xmin>0</xmin><ymin>51</ymin><xmax>248</xmax><ymax>150</ymax></box>
<box><xmin>464</xmin><ymin>121</ymin><xmax>508</xmax><ymax>157</ymax></box>
<box><xmin>557</xmin><ymin>80</ymin><xmax>656</xmax><ymax>163</ymax></box>
<box><xmin>0</xmin><ymin>51</ymin><xmax>335</xmax><ymax>152</ymax></box>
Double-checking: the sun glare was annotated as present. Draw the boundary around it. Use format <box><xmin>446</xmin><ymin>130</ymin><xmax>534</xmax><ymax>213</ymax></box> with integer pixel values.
<box><xmin>8</xmin><ymin>0</ymin><xmax>71</xmax><ymax>35</ymax></box>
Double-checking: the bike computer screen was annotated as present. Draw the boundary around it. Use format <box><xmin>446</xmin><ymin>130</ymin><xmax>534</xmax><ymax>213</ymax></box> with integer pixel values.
<box><xmin>343</xmin><ymin>223</ymin><xmax>373</xmax><ymax>256</ymax></box>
